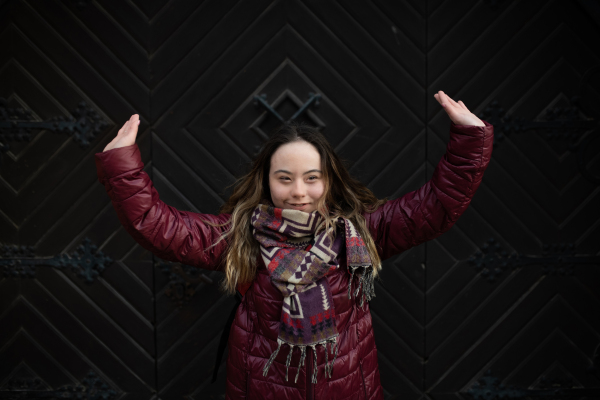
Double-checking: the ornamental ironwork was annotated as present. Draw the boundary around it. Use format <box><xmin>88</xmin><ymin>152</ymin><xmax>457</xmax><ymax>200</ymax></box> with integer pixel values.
<box><xmin>478</xmin><ymin>98</ymin><xmax>595</xmax><ymax>147</ymax></box>
<box><xmin>478</xmin><ymin>98</ymin><xmax>599</xmax><ymax>185</ymax></box>
<box><xmin>253</xmin><ymin>92</ymin><xmax>321</xmax><ymax>123</ymax></box>
<box><xmin>251</xmin><ymin>91</ymin><xmax>323</xmax><ymax>156</ymax></box>
<box><xmin>155</xmin><ymin>258</ymin><xmax>214</xmax><ymax>307</ymax></box>
<box><xmin>0</xmin><ymin>370</ymin><xmax>117</xmax><ymax>400</ymax></box>
<box><xmin>0</xmin><ymin>98</ymin><xmax>108</xmax><ymax>161</ymax></box>
<box><xmin>466</xmin><ymin>369</ymin><xmax>600</xmax><ymax>399</ymax></box>
<box><xmin>0</xmin><ymin>238</ymin><xmax>112</xmax><ymax>283</ymax></box>
<box><xmin>468</xmin><ymin>237</ymin><xmax>600</xmax><ymax>282</ymax></box>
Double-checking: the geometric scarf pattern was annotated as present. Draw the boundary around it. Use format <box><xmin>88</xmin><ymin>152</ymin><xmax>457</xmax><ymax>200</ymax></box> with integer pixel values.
<box><xmin>251</xmin><ymin>204</ymin><xmax>376</xmax><ymax>384</ymax></box>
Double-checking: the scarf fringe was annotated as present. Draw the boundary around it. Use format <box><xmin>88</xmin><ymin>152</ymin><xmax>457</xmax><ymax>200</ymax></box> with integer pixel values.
<box><xmin>294</xmin><ymin>346</ymin><xmax>306</xmax><ymax>383</ymax></box>
<box><xmin>263</xmin><ymin>269</ymin><xmax>375</xmax><ymax>382</ymax></box>
<box><xmin>311</xmin><ymin>345</ymin><xmax>318</xmax><ymax>384</ymax></box>
<box><xmin>263</xmin><ymin>337</ymin><xmax>339</xmax><ymax>384</ymax></box>
<box><xmin>263</xmin><ymin>338</ymin><xmax>283</xmax><ymax>377</ymax></box>
<box><xmin>347</xmin><ymin>268</ymin><xmax>356</xmax><ymax>299</ymax></box>
<box><xmin>348</xmin><ymin>265</ymin><xmax>376</xmax><ymax>307</ymax></box>
<box><xmin>262</xmin><ymin>265</ymin><xmax>374</xmax><ymax>383</ymax></box>
<box><xmin>326</xmin><ymin>336</ymin><xmax>338</xmax><ymax>378</ymax></box>
<box><xmin>285</xmin><ymin>344</ymin><xmax>294</xmax><ymax>381</ymax></box>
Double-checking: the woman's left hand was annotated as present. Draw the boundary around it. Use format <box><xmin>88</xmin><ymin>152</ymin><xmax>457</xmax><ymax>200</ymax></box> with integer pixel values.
<box><xmin>434</xmin><ymin>90</ymin><xmax>485</xmax><ymax>127</ymax></box>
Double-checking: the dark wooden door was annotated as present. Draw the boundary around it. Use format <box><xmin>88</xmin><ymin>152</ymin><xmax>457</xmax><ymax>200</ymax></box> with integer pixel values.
<box><xmin>1</xmin><ymin>1</ymin><xmax>598</xmax><ymax>399</ymax></box>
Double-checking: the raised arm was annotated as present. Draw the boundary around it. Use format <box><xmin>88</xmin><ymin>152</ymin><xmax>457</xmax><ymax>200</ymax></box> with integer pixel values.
<box><xmin>95</xmin><ymin>116</ymin><xmax>230</xmax><ymax>270</ymax></box>
<box><xmin>364</xmin><ymin>91</ymin><xmax>494</xmax><ymax>260</ymax></box>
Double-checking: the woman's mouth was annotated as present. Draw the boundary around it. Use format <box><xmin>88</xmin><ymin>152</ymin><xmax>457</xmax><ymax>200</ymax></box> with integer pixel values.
<box><xmin>287</xmin><ymin>203</ymin><xmax>310</xmax><ymax>210</ymax></box>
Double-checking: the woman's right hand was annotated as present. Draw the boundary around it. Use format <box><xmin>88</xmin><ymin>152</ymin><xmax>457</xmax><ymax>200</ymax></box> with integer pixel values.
<box><xmin>103</xmin><ymin>114</ymin><xmax>140</xmax><ymax>152</ymax></box>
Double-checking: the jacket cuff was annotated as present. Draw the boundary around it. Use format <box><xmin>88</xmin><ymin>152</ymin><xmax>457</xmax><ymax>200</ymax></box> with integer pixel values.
<box><xmin>95</xmin><ymin>143</ymin><xmax>143</xmax><ymax>184</ymax></box>
<box><xmin>446</xmin><ymin>119</ymin><xmax>494</xmax><ymax>159</ymax></box>
<box><xmin>450</xmin><ymin>119</ymin><xmax>493</xmax><ymax>136</ymax></box>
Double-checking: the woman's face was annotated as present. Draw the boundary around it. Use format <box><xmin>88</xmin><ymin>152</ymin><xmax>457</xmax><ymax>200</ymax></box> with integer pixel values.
<box><xmin>268</xmin><ymin>140</ymin><xmax>325</xmax><ymax>213</ymax></box>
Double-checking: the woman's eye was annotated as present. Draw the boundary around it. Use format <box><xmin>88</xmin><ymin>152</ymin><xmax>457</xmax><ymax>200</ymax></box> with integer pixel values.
<box><xmin>308</xmin><ymin>176</ymin><xmax>318</xmax><ymax>181</ymax></box>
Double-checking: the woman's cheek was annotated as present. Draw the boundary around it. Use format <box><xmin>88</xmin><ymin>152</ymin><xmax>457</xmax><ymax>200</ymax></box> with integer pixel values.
<box><xmin>310</xmin><ymin>182</ymin><xmax>325</xmax><ymax>201</ymax></box>
<box><xmin>269</xmin><ymin>181</ymin><xmax>286</xmax><ymax>207</ymax></box>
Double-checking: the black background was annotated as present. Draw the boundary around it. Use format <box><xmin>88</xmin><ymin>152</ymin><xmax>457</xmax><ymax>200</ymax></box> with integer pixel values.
<box><xmin>1</xmin><ymin>0</ymin><xmax>599</xmax><ymax>399</ymax></box>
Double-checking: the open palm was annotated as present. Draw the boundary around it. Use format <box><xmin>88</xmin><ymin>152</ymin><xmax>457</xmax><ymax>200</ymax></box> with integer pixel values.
<box><xmin>434</xmin><ymin>91</ymin><xmax>485</xmax><ymax>127</ymax></box>
<box><xmin>103</xmin><ymin>114</ymin><xmax>140</xmax><ymax>152</ymax></box>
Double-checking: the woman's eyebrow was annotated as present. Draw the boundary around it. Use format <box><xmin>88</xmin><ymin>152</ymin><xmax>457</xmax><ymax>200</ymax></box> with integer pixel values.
<box><xmin>303</xmin><ymin>169</ymin><xmax>322</xmax><ymax>175</ymax></box>
<box><xmin>272</xmin><ymin>169</ymin><xmax>322</xmax><ymax>175</ymax></box>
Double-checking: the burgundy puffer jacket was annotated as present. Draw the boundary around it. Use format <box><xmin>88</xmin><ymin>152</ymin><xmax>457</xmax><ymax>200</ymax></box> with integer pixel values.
<box><xmin>95</xmin><ymin>121</ymin><xmax>493</xmax><ymax>400</ymax></box>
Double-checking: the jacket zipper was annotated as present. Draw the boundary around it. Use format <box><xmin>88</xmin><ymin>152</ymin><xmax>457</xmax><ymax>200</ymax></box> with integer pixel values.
<box><xmin>306</xmin><ymin>346</ymin><xmax>314</xmax><ymax>400</ymax></box>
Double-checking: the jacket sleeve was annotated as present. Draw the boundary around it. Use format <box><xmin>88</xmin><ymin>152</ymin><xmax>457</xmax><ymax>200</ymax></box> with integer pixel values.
<box><xmin>95</xmin><ymin>143</ymin><xmax>230</xmax><ymax>270</ymax></box>
<box><xmin>364</xmin><ymin>120</ymin><xmax>494</xmax><ymax>260</ymax></box>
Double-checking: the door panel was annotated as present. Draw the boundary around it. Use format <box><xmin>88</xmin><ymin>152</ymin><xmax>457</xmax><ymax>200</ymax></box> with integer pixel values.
<box><xmin>1</xmin><ymin>1</ymin><xmax>598</xmax><ymax>400</ymax></box>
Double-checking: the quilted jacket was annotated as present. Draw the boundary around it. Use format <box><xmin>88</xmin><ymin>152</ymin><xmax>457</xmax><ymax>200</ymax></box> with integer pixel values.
<box><xmin>95</xmin><ymin>121</ymin><xmax>494</xmax><ymax>400</ymax></box>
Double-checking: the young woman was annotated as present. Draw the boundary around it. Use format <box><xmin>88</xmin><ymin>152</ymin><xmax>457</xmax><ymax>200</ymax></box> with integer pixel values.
<box><xmin>95</xmin><ymin>91</ymin><xmax>494</xmax><ymax>400</ymax></box>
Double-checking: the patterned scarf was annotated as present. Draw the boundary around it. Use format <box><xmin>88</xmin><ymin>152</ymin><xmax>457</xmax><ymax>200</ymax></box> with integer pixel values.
<box><xmin>251</xmin><ymin>204</ymin><xmax>376</xmax><ymax>384</ymax></box>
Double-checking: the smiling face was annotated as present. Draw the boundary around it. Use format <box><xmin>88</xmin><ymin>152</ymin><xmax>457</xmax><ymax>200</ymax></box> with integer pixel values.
<box><xmin>268</xmin><ymin>140</ymin><xmax>325</xmax><ymax>213</ymax></box>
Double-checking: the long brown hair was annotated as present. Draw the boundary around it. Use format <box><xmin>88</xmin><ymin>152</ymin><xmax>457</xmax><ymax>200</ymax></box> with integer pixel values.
<box><xmin>215</xmin><ymin>120</ymin><xmax>387</xmax><ymax>294</ymax></box>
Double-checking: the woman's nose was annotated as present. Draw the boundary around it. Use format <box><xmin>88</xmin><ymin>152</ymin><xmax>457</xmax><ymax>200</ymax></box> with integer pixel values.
<box><xmin>290</xmin><ymin>180</ymin><xmax>306</xmax><ymax>197</ymax></box>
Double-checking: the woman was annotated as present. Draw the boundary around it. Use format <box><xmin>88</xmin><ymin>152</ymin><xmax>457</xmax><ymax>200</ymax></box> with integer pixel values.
<box><xmin>95</xmin><ymin>91</ymin><xmax>494</xmax><ymax>399</ymax></box>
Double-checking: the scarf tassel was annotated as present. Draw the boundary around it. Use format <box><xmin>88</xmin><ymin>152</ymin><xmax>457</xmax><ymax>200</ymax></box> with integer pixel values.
<box><xmin>311</xmin><ymin>345</ymin><xmax>318</xmax><ymax>384</ymax></box>
<box><xmin>294</xmin><ymin>346</ymin><xmax>306</xmax><ymax>383</ymax></box>
<box><xmin>347</xmin><ymin>267</ymin><xmax>356</xmax><ymax>299</ymax></box>
<box><xmin>285</xmin><ymin>344</ymin><xmax>295</xmax><ymax>381</ymax></box>
<box><xmin>326</xmin><ymin>336</ymin><xmax>338</xmax><ymax>379</ymax></box>
<box><xmin>348</xmin><ymin>266</ymin><xmax>376</xmax><ymax>306</ymax></box>
<box><xmin>263</xmin><ymin>338</ymin><xmax>340</xmax><ymax>385</ymax></box>
<box><xmin>263</xmin><ymin>338</ymin><xmax>283</xmax><ymax>377</ymax></box>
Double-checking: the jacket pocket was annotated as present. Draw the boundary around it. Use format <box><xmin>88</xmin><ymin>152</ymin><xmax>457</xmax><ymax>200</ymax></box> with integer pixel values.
<box><xmin>359</xmin><ymin>361</ymin><xmax>368</xmax><ymax>400</ymax></box>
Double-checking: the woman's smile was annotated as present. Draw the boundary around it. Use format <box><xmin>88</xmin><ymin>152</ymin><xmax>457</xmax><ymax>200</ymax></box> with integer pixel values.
<box><xmin>287</xmin><ymin>202</ymin><xmax>311</xmax><ymax>210</ymax></box>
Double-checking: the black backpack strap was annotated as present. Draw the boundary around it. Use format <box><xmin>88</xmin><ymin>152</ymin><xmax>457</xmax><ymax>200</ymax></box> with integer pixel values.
<box><xmin>211</xmin><ymin>291</ymin><xmax>243</xmax><ymax>383</ymax></box>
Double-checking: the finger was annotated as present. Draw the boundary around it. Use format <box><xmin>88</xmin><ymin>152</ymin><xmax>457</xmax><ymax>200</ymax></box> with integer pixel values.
<box><xmin>457</xmin><ymin>100</ymin><xmax>470</xmax><ymax>111</ymax></box>
<box><xmin>438</xmin><ymin>91</ymin><xmax>455</xmax><ymax>109</ymax></box>
<box><xmin>122</xmin><ymin>120</ymin><xmax>132</xmax><ymax>136</ymax></box>
<box><xmin>441</xmin><ymin>91</ymin><xmax>460</xmax><ymax>107</ymax></box>
<box><xmin>127</xmin><ymin>115</ymin><xmax>140</xmax><ymax>137</ymax></box>
<box><xmin>434</xmin><ymin>92</ymin><xmax>446</xmax><ymax>107</ymax></box>
<box><xmin>121</xmin><ymin>115</ymin><xmax>136</xmax><ymax>132</ymax></box>
<box><xmin>437</xmin><ymin>91</ymin><xmax>458</xmax><ymax>112</ymax></box>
